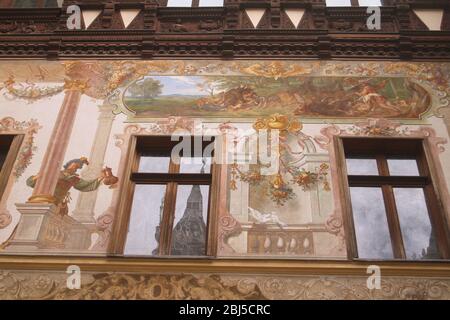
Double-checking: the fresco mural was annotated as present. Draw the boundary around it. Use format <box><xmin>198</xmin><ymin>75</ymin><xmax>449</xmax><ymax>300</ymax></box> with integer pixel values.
<box><xmin>0</xmin><ymin>60</ymin><xmax>448</xmax><ymax>259</ymax></box>
<box><xmin>26</xmin><ymin>157</ymin><xmax>118</xmax><ymax>217</ymax></box>
<box><xmin>123</xmin><ymin>76</ymin><xmax>431</xmax><ymax>119</ymax></box>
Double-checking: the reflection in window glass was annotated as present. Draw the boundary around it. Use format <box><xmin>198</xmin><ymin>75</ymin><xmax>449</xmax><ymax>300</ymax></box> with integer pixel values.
<box><xmin>394</xmin><ymin>188</ymin><xmax>440</xmax><ymax>259</ymax></box>
<box><xmin>180</xmin><ymin>157</ymin><xmax>211</xmax><ymax>174</ymax></box>
<box><xmin>350</xmin><ymin>187</ymin><xmax>394</xmax><ymax>259</ymax></box>
<box><xmin>346</xmin><ymin>158</ymin><xmax>379</xmax><ymax>175</ymax></box>
<box><xmin>124</xmin><ymin>185</ymin><xmax>166</xmax><ymax>256</ymax></box>
<box><xmin>199</xmin><ymin>0</ymin><xmax>223</xmax><ymax>6</ymax></box>
<box><xmin>167</xmin><ymin>0</ymin><xmax>192</xmax><ymax>7</ymax></box>
<box><xmin>358</xmin><ymin>0</ymin><xmax>381</xmax><ymax>6</ymax></box>
<box><xmin>326</xmin><ymin>0</ymin><xmax>351</xmax><ymax>6</ymax></box>
<box><xmin>139</xmin><ymin>155</ymin><xmax>170</xmax><ymax>173</ymax></box>
<box><xmin>171</xmin><ymin>185</ymin><xmax>209</xmax><ymax>256</ymax></box>
<box><xmin>387</xmin><ymin>159</ymin><xmax>419</xmax><ymax>176</ymax></box>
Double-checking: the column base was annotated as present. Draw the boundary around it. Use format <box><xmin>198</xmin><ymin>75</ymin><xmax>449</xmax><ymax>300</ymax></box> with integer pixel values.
<box><xmin>70</xmin><ymin>210</ymin><xmax>97</xmax><ymax>224</ymax></box>
<box><xmin>27</xmin><ymin>194</ymin><xmax>57</xmax><ymax>204</ymax></box>
<box><xmin>4</xmin><ymin>203</ymin><xmax>92</xmax><ymax>252</ymax></box>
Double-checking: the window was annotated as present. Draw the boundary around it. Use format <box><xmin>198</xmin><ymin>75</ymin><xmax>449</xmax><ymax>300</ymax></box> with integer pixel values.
<box><xmin>358</xmin><ymin>0</ymin><xmax>381</xmax><ymax>6</ymax></box>
<box><xmin>0</xmin><ymin>136</ymin><xmax>14</xmax><ymax>175</ymax></box>
<box><xmin>0</xmin><ymin>135</ymin><xmax>23</xmax><ymax>201</ymax></box>
<box><xmin>326</xmin><ymin>0</ymin><xmax>352</xmax><ymax>6</ymax></box>
<box><xmin>0</xmin><ymin>0</ymin><xmax>63</xmax><ymax>8</ymax></box>
<box><xmin>198</xmin><ymin>0</ymin><xmax>223</xmax><ymax>6</ymax></box>
<box><xmin>341</xmin><ymin>138</ymin><xmax>449</xmax><ymax>260</ymax></box>
<box><xmin>167</xmin><ymin>0</ymin><xmax>192</xmax><ymax>7</ymax></box>
<box><xmin>326</xmin><ymin>0</ymin><xmax>382</xmax><ymax>6</ymax></box>
<box><xmin>119</xmin><ymin>136</ymin><xmax>217</xmax><ymax>257</ymax></box>
<box><xmin>166</xmin><ymin>0</ymin><xmax>223</xmax><ymax>7</ymax></box>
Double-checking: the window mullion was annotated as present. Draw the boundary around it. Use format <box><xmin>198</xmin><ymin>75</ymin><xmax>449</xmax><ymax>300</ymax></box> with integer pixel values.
<box><xmin>381</xmin><ymin>185</ymin><xmax>406</xmax><ymax>259</ymax></box>
<box><xmin>169</xmin><ymin>157</ymin><xmax>180</xmax><ymax>174</ymax></box>
<box><xmin>158</xmin><ymin>156</ymin><xmax>179</xmax><ymax>255</ymax></box>
<box><xmin>159</xmin><ymin>181</ymin><xmax>178</xmax><ymax>256</ymax></box>
<box><xmin>376</xmin><ymin>154</ymin><xmax>389</xmax><ymax>176</ymax></box>
<box><xmin>377</xmin><ymin>154</ymin><xmax>406</xmax><ymax>259</ymax></box>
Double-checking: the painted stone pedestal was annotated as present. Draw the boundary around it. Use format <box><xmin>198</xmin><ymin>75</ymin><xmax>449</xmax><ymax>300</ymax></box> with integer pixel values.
<box><xmin>5</xmin><ymin>203</ymin><xmax>91</xmax><ymax>252</ymax></box>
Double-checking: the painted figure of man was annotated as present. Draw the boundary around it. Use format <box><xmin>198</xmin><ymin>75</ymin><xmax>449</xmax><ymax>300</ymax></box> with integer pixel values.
<box><xmin>26</xmin><ymin>157</ymin><xmax>105</xmax><ymax>216</ymax></box>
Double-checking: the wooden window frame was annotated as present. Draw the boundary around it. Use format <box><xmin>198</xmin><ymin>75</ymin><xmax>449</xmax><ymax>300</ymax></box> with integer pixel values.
<box><xmin>110</xmin><ymin>135</ymin><xmax>220</xmax><ymax>258</ymax></box>
<box><xmin>335</xmin><ymin>136</ymin><xmax>450</xmax><ymax>260</ymax></box>
<box><xmin>0</xmin><ymin>134</ymin><xmax>24</xmax><ymax>202</ymax></box>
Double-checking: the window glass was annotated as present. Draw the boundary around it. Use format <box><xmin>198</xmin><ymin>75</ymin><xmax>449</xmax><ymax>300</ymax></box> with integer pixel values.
<box><xmin>326</xmin><ymin>0</ymin><xmax>351</xmax><ymax>6</ymax></box>
<box><xmin>346</xmin><ymin>158</ymin><xmax>379</xmax><ymax>175</ymax></box>
<box><xmin>180</xmin><ymin>157</ymin><xmax>211</xmax><ymax>174</ymax></box>
<box><xmin>167</xmin><ymin>0</ymin><xmax>192</xmax><ymax>7</ymax></box>
<box><xmin>171</xmin><ymin>185</ymin><xmax>209</xmax><ymax>256</ymax></box>
<box><xmin>350</xmin><ymin>187</ymin><xmax>394</xmax><ymax>259</ymax></box>
<box><xmin>124</xmin><ymin>185</ymin><xmax>166</xmax><ymax>256</ymax></box>
<box><xmin>394</xmin><ymin>188</ymin><xmax>440</xmax><ymax>259</ymax></box>
<box><xmin>358</xmin><ymin>0</ymin><xmax>382</xmax><ymax>6</ymax></box>
<box><xmin>138</xmin><ymin>154</ymin><xmax>171</xmax><ymax>173</ymax></box>
<box><xmin>199</xmin><ymin>0</ymin><xmax>223</xmax><ymax>6</ymax></box>
<box><xmin>387</xmin><ymin>159</ymin><xmax>419</xmax><ymax>176</ymax></box>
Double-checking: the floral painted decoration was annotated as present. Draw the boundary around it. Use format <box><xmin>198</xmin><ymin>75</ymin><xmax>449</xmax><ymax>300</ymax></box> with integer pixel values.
<box><xmin>230</xmin><ymin>114</ymin><xmax>330</xmax><ymax>206</ymax></box>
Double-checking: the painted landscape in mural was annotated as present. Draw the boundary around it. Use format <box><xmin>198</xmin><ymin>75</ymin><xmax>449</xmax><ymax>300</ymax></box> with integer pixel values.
<box><xmin>123</xmin><ymin>75</ymin><xmax>431</xmax><ymax>119</ymax></box>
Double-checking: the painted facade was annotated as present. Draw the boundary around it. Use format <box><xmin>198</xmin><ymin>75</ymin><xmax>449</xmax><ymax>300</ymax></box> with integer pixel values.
<box><xmin>0</xmin><ymin>60</ymin><xmax>450</xmax><ymax>299</ymax></box>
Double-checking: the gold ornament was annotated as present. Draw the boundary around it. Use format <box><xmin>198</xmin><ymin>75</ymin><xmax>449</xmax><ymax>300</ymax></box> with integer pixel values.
<box><xmin>64</xmin><ymin>79</ymin><xmax>89</xmax><ymax>92</ymax></box>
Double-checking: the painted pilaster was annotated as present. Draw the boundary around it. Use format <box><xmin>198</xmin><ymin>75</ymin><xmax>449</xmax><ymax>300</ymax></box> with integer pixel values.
<box><xmin>28</xmin><ymin>79</ymin><xmax>88</xmax><ymax>204</ymax></box>
<box><xmin>71</xmin><ymin>102</ymin><xmax>116</xmax><ymax>223</ymax></box>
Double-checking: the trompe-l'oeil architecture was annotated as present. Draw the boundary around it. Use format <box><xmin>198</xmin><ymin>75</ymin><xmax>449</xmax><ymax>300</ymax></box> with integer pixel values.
<box><xmin>0</xmin><ymin>0</ymin><xmax>449</xmax><ymax>300</ymax></box>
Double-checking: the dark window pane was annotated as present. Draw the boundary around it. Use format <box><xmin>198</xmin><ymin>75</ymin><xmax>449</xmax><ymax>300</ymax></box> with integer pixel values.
<box><xmin>388</xmin><ymin>159</ymin><xmax>419</xmax><ymax>176</ymax></box>
<box><xmin>124</xmin><ymin>184</ymin><xmax>166</xmax><ymax>256</ymax></box>
<box><xmin>171</xmin><ymin>185</ymin><xmax>209</xmax><ymax>256</ymax></box>
<box><xmin>350</xmin><ymin>187</ymin><xmax>394</xmax><ymax>259</ymax></box>
<box><xmin>346</xmin><ymin>158</ymin><xmax>379</xmax><ymax>175</ymax></box>
<box><xmin>0</xmin><ymin>136</ymin><xmax>13</xmax><ymax>174</ymax></box>
<box><xmin>394</xmin><ymin>188</ymin><xmax>440</xmax><ymax>259</ymax></box>
<box><xmin>0</xmin><ymin>152</ymin><xmax>6</xmax><ymax>173</ymax></box>
<box><xmin>180</xmin><ymin>157</ymin><xmax>211</xmax><ymax>174</ymax></box>
<box><xmin>138</xmin><ymin>155</ymin><xmax>170</xmax><ymax>173</ymax></box>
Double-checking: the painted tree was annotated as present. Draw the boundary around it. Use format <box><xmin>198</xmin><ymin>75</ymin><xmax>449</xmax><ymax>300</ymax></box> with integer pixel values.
<box><xmin>128</xmin><ymin>77</ymin><xmax>163</xmax><ymax>99</ymax></box>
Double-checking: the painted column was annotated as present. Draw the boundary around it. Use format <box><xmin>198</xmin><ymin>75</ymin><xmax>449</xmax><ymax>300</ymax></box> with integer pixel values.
<box><xmin>6</xmin><ymin>79</ymin><xmax>90</xmax><ymax>251</ymax></box>
<box><xmin>71</xmin><ymin>102</ymin><xmax>116</xmax><ymax>223</ymax></box>
<box><xmin>28</xmin><ymin>79</ymin><xmax>88</xmax><ymax>204</ymax></box>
